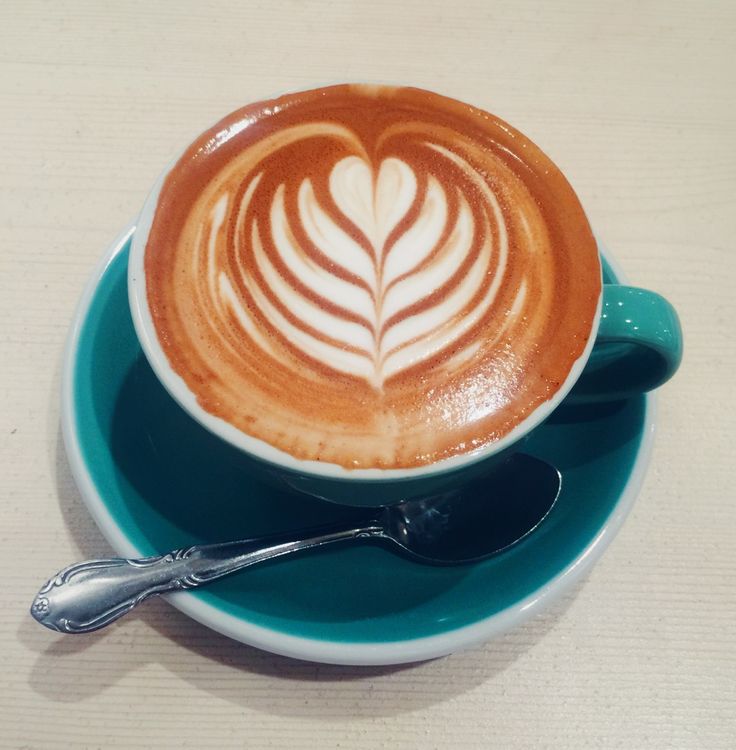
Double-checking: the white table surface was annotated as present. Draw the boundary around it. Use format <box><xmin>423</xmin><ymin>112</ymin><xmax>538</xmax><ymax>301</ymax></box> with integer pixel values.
<box><xmin>1</xmin><ymin>1</ymin><xmax>734</xmax><ymax>747</ymax></box>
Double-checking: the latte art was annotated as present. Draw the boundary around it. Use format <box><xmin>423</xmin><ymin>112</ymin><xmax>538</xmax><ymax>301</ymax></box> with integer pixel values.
<box><xmin>206</xmin><ymin>146</ymin><xmax>511</xmax><ymax>388</ymax></box>
<box><xmin>144</xmin><ymin>85</ymin><xmax>601</xmax><ymax>468</ymax></box>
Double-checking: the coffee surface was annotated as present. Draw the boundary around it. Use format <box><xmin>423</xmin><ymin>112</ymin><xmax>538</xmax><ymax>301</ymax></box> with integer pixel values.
<box><xmin>145</xmin><ymin>85</ymin><xmax>600</xmax><ymax>468</ymax></box>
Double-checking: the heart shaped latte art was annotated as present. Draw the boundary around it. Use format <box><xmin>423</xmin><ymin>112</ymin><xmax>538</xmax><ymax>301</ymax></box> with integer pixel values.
<box><xmin>145</xmin><ymin>86</ymin><xmax>600</xmax><ymax>468</ymax></box>
<box><xmin>207</xmin><ymin>148</ymin><xmax>512</xmax><ymax>388</ymax></box>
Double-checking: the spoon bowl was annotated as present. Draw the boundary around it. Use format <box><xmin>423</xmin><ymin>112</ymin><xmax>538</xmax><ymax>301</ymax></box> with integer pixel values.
<box><xmin>384</xmin><ymin>453</ymin><xmax>561</xmax><ymax>563</ymax></box>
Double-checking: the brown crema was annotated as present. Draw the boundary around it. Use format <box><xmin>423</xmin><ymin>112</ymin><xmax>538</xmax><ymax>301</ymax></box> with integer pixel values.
<box><xmin>145</xmin><ymin>84</ymin><xmax>601</xmax><ymax>469</ymax></box>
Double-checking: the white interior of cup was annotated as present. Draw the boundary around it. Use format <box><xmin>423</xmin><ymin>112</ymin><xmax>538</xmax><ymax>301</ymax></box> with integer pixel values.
<box><xmin>128</xmin><ymin>137</ymin><xmax>602</xmax><ymax>482</ymax></box>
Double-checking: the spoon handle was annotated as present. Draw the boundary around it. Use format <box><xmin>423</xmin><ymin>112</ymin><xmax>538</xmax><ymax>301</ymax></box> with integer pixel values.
<box><xmin>30</xmin><ymin>522</ymin><xmax>383</xmax><ymax>634</ymax></box>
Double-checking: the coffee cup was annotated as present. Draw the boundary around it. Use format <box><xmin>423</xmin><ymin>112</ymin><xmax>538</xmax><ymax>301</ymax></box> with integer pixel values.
<box><xmin>128</xmin><ymin>84</ymin><xmax>682</xmax><ymax>506</ymax></box>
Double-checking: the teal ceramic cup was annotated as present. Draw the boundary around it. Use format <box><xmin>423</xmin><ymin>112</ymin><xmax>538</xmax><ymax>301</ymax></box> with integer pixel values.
<box><xmin>128</xmin><ymin>102</ymin><xmax>682</xmax><ymax>508</ymax></box>
<box><xmin>130</xmin><ymin>191</ymin><xmax>681</xmax><ymax>508</ymax></box>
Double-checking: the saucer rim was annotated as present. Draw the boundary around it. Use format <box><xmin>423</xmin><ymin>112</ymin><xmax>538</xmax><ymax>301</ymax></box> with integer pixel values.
<box><xmin>61</xmin><ymin>223</ymin><xmax>655</xmax><ymax>665</ymax></box>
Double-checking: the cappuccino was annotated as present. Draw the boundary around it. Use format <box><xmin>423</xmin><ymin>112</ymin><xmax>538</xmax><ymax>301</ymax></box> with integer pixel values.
<box><xmin>144</xmin><ymin>85</ymin><xmax>600</xmax><ymax>468</ymax></box>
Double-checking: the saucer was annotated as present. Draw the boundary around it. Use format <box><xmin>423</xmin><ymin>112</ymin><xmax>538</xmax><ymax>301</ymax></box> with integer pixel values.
<box><xmin>62</xmin><ymin>225</ymin><xmax>654</xmax><ymax>665</ymax></box>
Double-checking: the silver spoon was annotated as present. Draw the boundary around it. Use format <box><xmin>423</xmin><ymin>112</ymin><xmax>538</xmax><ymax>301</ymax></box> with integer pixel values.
<box><xmin>30</xmin><ymin>453</ymin><xmax>560</xmax><ymax>634</ymax></box>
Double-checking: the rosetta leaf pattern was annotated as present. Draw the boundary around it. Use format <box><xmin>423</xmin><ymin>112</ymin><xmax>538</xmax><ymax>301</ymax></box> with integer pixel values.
<box><xmin>216</xmin><ymin>153</ymin><xmax>505</xmax><ymax>387</ymax></box>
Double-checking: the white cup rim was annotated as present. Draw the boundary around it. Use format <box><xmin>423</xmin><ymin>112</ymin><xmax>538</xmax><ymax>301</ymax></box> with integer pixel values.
<box><xmin>128</xmin><ymin>92</ymin><xmax>602</xmax><ymax>482</ymax></box>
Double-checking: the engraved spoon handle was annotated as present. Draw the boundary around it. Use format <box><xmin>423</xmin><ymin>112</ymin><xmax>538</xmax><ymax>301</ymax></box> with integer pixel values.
<box><xmin>31</xmin><ymin>522</ymin><xmax>383</xmax><ymax>633</ymax></box>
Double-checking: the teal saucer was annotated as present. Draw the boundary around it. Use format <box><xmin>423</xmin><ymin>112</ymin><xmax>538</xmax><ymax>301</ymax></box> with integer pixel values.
<box><xmin>62</xmin><ymin>225</ymin><xmax>653</xmax><ymax>665</ymax></box>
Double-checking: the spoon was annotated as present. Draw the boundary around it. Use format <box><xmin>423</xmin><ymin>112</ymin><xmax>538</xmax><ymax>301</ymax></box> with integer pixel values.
<box><xmin>30</xmin><ymin>453</ymin><xmax>560</xmax><ymax>634</ymax></box>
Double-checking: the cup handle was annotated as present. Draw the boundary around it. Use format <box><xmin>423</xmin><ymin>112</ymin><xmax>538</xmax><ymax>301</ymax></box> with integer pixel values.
<box><xmin>566</xmin><ymin>285</ymin><xmax>683</xmax><ymax>403</ymax></box>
